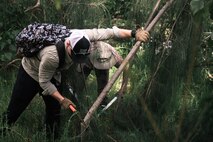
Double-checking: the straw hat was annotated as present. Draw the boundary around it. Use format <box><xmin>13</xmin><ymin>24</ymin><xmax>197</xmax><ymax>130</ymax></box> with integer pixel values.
<box><xmin>89</xmin><ymin>41</ymin><xmax>118</xmax><ymax>69</ymax></box>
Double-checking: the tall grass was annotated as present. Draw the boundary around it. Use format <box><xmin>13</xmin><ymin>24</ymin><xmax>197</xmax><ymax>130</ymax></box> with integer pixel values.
<box><xmin>1</xmin><ymin>46</ymin><xmax>212</xmax><ymax>142</ymax></box>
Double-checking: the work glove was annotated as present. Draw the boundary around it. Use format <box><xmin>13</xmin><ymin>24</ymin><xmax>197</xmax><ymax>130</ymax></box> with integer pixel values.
<box><xmin>135</xmin><ymin>28</ymin><xmax>150</xmax><ymax>42</ymax></box>
<box><xmin>60</xmin><ymin>97</ymin><xmax>76</xmax><ymax>109</ymax></box>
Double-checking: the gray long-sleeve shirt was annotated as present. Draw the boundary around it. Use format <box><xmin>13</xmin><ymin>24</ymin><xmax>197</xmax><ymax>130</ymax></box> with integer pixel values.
<box><xmin>22</xmin><ymin>26</ymin><xmax>120</xmax><ymax>95</ymax></box>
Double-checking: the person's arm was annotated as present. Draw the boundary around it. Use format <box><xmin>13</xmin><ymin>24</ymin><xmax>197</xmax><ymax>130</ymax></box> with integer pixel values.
<box><xmin>117</xmin><ymin>29</ymin><xmax>132</xmax><ymax>39</ymax></box>
<box><xmin>51</xmin><ymin>91</ymin><xmax>65</xmax><ymax>102</ymax></box>
<box><xmin>38</xmin><ymin>49</ymin><xmax>75</xmax><ymax>109</ymax></box>
<box><xmin>39</xmin><ymin>49</ymin><xmax>59</xmax><ymax>96</ymax></box>
<box><xmin>83</xmin><ymin>26</ymin><xmax>149</xmax><ymax>42</ymax></box>
<box><xmin>110</xmin><ymin>26</ymin><xmax>132</xmax><ymax>39</ymax></box>
<box><xmin>51</xmin><ymin>91</ymin><xmax>76</xmax><ymax>109</ymax></box>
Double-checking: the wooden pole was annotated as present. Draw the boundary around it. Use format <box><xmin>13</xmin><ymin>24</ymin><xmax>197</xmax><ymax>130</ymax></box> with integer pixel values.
<box><xmin>144</xmin><ymin>0</ymin><xmax>162</xmax><ymax>29</ymax></box>
<box><xmin>81</xmin><ymin>0</ymin><xmax>175</xmax><ymax>135</ymax></box>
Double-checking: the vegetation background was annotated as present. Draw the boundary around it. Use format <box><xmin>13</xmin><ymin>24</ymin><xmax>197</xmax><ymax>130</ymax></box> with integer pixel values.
<box><xmin>0</xmin><ymin>0</ymin><xmax>212</xmax><ymax>141</ymax></box>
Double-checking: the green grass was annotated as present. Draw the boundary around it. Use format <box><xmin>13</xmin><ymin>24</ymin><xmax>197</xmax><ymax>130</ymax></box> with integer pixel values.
<box><xmin>1</xmin><ymin>62</ymin><xmax>213</xmax><ymax>142</ymax></box>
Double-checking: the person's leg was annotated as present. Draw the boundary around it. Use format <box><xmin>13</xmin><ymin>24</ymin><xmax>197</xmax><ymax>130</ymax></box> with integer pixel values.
<box><xmin>81</xmin><ymin>64</ymin><xmax>92</xmax><ymax>85</ymax></box>
<box><xmin>41</xmin><ymin>79</ymin><xmax>61</xmax><ymax>140</ymax></box>
<box><xmin>2</xmin><ymin>65</ymin><xmax>39</xmax><ymax>129</ymax></box>
<box><xmin>94</xmin><ymin>69</ymin><xmax>109</xmax><ymax>106</ymax></box>
<box><xmin>81</xmin><ymin>64</ymin><xmax>92</xmax><ymax>78</ymax></box>
<box><xmin>42</xmin><ymin>95</ymin><xmax>61</xmax><ymax>140</ymax></box>
<box><xmin>71</xmin><ymin>63</ymin><xmax>92</xmax><ymax>95</ymax></box>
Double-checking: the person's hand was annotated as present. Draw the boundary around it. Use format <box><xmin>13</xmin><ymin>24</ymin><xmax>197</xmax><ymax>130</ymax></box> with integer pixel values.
<box><xmin>60</xmin><ymin>97</ymin><xmax>76</xmax><ymax>109</ymax></box>
<box><xmin>135</xmin><ymin>28</ymin><xmax>150</xmax><ymax>42</ymax></box>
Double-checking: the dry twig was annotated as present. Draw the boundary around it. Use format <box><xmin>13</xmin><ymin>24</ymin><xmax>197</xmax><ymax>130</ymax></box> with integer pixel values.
<box><xmin>24</xmin><ymin>0</ymin><xmax>41</xmax><ymax>12</ymax></box>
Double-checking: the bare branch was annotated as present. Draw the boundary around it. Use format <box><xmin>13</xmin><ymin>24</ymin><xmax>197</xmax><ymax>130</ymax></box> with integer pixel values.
<box><xmin>144</xmin><ymin>0</ymin><xmax>162</xmax><ymax>29</ymax></box>
<box><xmin>0</xmin><ymin>58</ymin><xmax>21</xmax><ymax>70</ymax></box>
<box><xmin>24</xmin><ymin>0</ymin><xmax>41</xmax><ymax>12</ymax></box>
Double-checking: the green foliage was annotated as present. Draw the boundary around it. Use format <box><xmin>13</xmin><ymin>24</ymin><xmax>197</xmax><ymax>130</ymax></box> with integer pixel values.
<box><xmin>0</xmin><ymin>30</ymin><xmax>19</xmax><ymax>62</ymax></box>
<box><xmin>0</xmin><ymin>0</ymin><xmax>213</xmax><ymax>142</ymax></box>
<box><xmin>190</xmin><ymin>0</ymin><xmax>204</xmax><ymax>15</ymax></box>
<box><xmin>55</xmin><ymin>0</ymin><xmax>62</xmax><ymax>10</ymax></box>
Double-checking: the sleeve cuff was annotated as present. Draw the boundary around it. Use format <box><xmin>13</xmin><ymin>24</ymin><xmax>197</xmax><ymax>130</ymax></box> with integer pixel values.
<box><xmin>112</xmin><ymin>26</ymin><xmax>120</xmax><ymax>38</ymax></box>
<box><xmin>41</xmin><ymin>83</ymin><xmax>57</xmax><ymax>96</ymax></box>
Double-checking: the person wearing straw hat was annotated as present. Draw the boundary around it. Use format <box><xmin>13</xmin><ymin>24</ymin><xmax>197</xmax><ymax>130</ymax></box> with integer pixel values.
<box><xmin>75</xmin><ymin>41</ymin><xmax>127</xmax><ymax>106</ymax></box>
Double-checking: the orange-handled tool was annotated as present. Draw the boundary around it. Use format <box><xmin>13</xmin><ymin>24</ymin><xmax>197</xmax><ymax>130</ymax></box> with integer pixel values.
<box><xmin>69</xmin><ymin>104</ymin><xmax>76</xmax><ymax>112</ymax></box>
